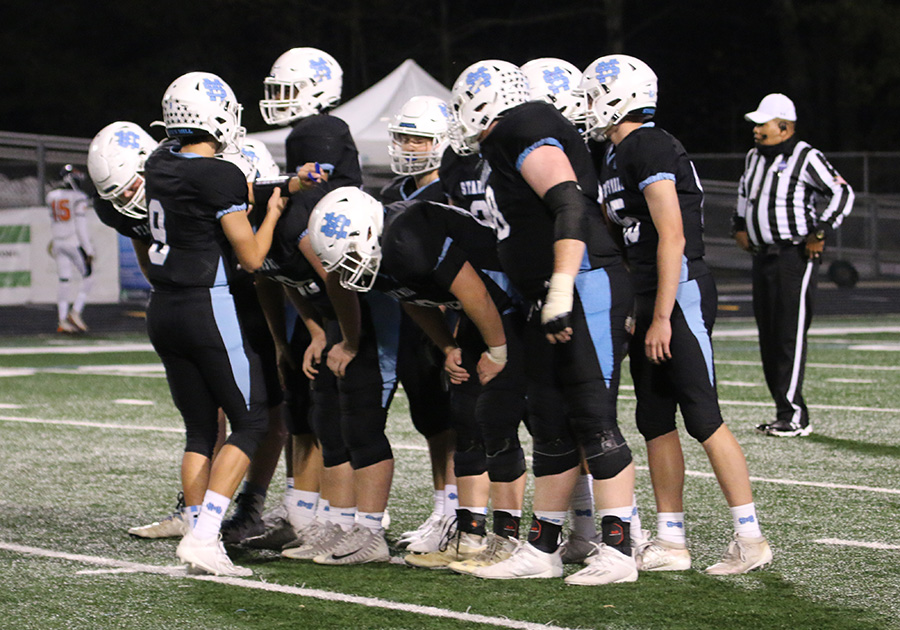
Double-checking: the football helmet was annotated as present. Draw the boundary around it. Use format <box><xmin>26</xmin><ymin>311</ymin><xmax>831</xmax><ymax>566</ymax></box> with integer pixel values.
<box><xmin>579</xmin><ymin>55</ymin><xmax>657</xmax><ymax>141</ymax></box>
<box><xmin>308</xmin><ymin>187</ymin><xmax>384</xmax><ymax>292</ymax></box>
<box><xmin>87</xmin><ymin>121</ymin><xmax>158</xmax><ymax>219</ymax></box>
<box><xmin>521</xmin><ymin>58</ymin><xmax>586</xmax><ymax>125</ymax></box>
<box><xmin>219</xmin><ymin>135</ymin><xmax>281</xmax><ymax>182</ymax></box>
<box><xmin>449</xmin><ymin>60</ymin><xmax>530</xmax><ymax>155</ymax></box>
<box><xmin>260</xmin><ymin>48</ymin><xmax>343</xmax><ymax>126</ymax></box>
<box><xmin>59</xmin><ymin>164</ymin><xmax>87</xmax><ymax>192</ymax></box>
<box><xmin>387</xmin><ymin>96</ymin><xmax>451</xmax><ymax>176</ymax></box>
<box><xmin>161</xmin><ymin>71</ymin><xmax>244</xmax><ymax>152</ymax></box>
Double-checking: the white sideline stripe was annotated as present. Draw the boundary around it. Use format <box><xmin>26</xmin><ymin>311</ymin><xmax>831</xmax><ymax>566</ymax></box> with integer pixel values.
<box><xmin>113</xmin><ymin>399</ymin><xmax>155</xmax><ymax>406</ymax></box>
<box><xmin>718</xmin><ymin>359</ymin><xmax>900</xmax><ymax>371</ymax></box>
<box><xmin>713</xmin><ymin>325</ymin><xmax>900</xmax><ymax>338</ymax></box>
<box><xmin>814</xmin><ymin>538</ymin><xmax>900</xmax><ymax>551</ymax></box>
<box><xmin>2</xmin><ymin>415</ymin><xmax>896</xmax><ymax>495</ymax></box>
<box><xmin>618</xmin><ymin>394</ymin><xmax>900</xmax><ymax>414</ymax></box>
<box><xmin>0</xmin><ymin>542</ymin><xmax>578</xmax><ymax>630</ymax></box>
<box><xmin>0</xmin><ymin>343</ymin><xmax>155</xmax><ymax>356</ymax></box>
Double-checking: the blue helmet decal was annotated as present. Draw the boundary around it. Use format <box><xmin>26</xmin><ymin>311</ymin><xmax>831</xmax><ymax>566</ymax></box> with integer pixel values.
<box><xmin>465</xmin><ymin>66</ymin><xmax>492</xmax><ymax>94</ymax></box>
<box><xmin>321</xmin><ymin>211</ymin><xmax>351</xmax><ymax>239</ymax></box>
<box><xmin>593</xmin><ymin>59</ymin><xmax>621</xmax><ymax>83</ymax></box>
<box><xmin>202</xmin><ymin>78</ymin><xmax>229</xmax><ymax>102</ymax></box>
<box><xmin>542</xmin><ymin>66</ymin><xmax>571</xmax><ymax>94</ymax></box>
<box><xmin>310</xmin><ymin>57</ymin><xmax>332</xmax><ymax>81</ymax></box>
<box><xmin>114</xmin><ymin>130</ymin><xmax>141</xmax><ymax>149</ymax></box>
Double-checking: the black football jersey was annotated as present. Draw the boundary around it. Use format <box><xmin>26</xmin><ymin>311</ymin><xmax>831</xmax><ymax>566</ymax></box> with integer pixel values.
<box><xmin>92</xmin><ymin>196</ymin><xmax>151</xmax><ymax>242</ymax></box>
<box><xmin>439</xmin><ymin>151</ymin><xmax>491</xmax><ymax>219</ymax></box>
<box><xmin>593</xmin><ymin>124</ymin><xmax>707</xmax><ymax>294</ymax></box>
<box><xmin>479</xmin><ymin>101</ymin><xmax>621</xmax><ymax>301</ymax></box>
<box><xmin>379</xmin><ymin>175</ymin><xmax>446</xmax><ymax>204</ymax></box>
<box><xmin>376</xmin><ymin>200</ymin><xmax>516</xmax><ymax>313</ymax></box>
<box><xmin>144</xmin><ymin>144</ymin><xmax>249</xmax><ymax>289</ymax></box>
<box><xmin>285</xmin><ymin>114</ymin><xmax>362</xmax><ymax>190</ymax></box>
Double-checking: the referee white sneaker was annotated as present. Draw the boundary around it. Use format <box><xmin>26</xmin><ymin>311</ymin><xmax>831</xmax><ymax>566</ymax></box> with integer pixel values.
<box><xmin>565</xmin><ymin>543</ymin><xmax>638</xmax><ymax>585</ymax></box>
<box><xmin>470</xmin><ymin>541</ymin><xmax>563</xmax><ymax>579</ymax></box>
<box><xmin>635</xmin><ymin>538</ymin><xmax>691</xmax><ymax>571</ymax></box>
<box><xmin>176</xmin><ymin>530</ymin><xmax>252</xmax><ymax>577</ymax></box>
<box><xmin>705</xmin><ymin>534</ymin><xmax>773</xmax><ymax>574</ymax></box>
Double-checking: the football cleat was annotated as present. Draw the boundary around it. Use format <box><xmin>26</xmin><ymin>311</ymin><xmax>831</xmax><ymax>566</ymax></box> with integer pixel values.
<box><xmin>241</xmin><ymin>505</ymin><xmax>297</xmax><ymax>550</ymax></box>
<box><xmin>281</xmin><ymin>522</ymin><xmax>345</xmax><ymax>560</ymax></box>
<box><xmin>66</xmin><ymin>311</ymin><xmax>88</xmax><ymax>332</ymax></box>
<box><xmin>559</xmin><ymin>532</ymin><xmax>601</xmax><ymax>564</ymax></box>
<box><xmin>396</xmin><ymin>512</ymin><xmax>442</xmax><ymax>548</ymax></box>
<box><xmin>128</xmin><ymin>493</ymin><xmax>189</xmax><ymax>539</ymax></box>
<box><xmin>176</xmin><ymin>530</ymin><xmax>252</xmax><ymax>577</ymax></box>
<box><xmin>405</xmin><ymin>514</ymin><xmax>456</xmax><ymax>553</ymax></box>
<box><xmin>404</xmin><ymin>531</ymin><xmax>484</xmax><ymax>569</ymax></box>
<box><xmin>448</xmin><ymin>533</ymin><xmax>517</xmax><ymax>575</ymax></box>
<box><xmin>470</xmin><ymin>540</ymin><xmax>563</xmax><ymax>580</ymax></box>
<box><xmin>313</xmin><ymin>524</ymin><xmax>390</xmax><ymax>565</ymax></box>
<box><xmin>220</xmin><ymin>492</ymin><xmax>266</xmax><ymax>544</ymax></box>
<box><xmin>705</xmin><ymin>533</ymin><xmax>773</xmax><ymax>575</ymax></box>
<box><xmin>57</xmin><ymin>320</ymin><xmax>78</xmax><ymax>334</ymax></box>
<box><xmin>565</xmin><ymin>543</ymin><xmax>639</xmax><ymax>585</ymax></box>
<box><xmin>763</xmin><ymin>419</ymin><xmax>812</xmax><ymax>437</ymax></box>
<box><xmin>635</xmin><ymin>538</ymin><xmax>691</xmax><ymax>571</ymax></box>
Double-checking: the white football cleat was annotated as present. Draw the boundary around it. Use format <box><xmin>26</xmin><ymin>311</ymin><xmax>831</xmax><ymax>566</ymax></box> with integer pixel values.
<box><xmin>705</xmin><ymin>534</ymin><xmax>773</xmax><ymax>575</ymax></box>
<box><xmin>405</xmin><ymin>531</ymin><xmax>485</xmax><ymax>569</ymax></box>
<box><xmin>635</xmin><ymin>538</ymin><xmax>691</xmax><ymax>571</ymax></box>
<box><xmin>176</xmin><ymin>530</ymin><xmax>252</xmax><ymax>577</ymax></box>
<box><xmin>405</xmin><ymin>514</ymin><xmax>456</xmax><ymax>553</ymax></box>
<box><xmin>281</xmin><ymin>522</ymin><xmax>345</xmax><ymax>560</ymax></box>
<box><xmin>448</xmin><ymin>533</ymin><xmax>517</xmax><ymax>575</ymax></box>
<box><xmin>313</xmin><ymin>525</ymin><xmax>390</xmax><ymax>565</ymax></box>
<box><xmin>396</xmin><ymin>513</ymin><xmax>442</xmax><ymax>549</ymax></box>
<box><xmin>67</xmin><ymin>311</ymin><xmax>88</xmax><ymax>332</ymax></box>
<box><xmin>564</xmin><ymin>543</ymin><xmax>638</xmax><ymax>585</ymax></box>
<box><xmin>128</xmin><ymin>494</ymin><xmax>189</xmax><ymax>539</ymax></box>
<box><xmin>470</xmin><ymin>541</ymin><xmax>563</xmax><ymax>580</ymax></box>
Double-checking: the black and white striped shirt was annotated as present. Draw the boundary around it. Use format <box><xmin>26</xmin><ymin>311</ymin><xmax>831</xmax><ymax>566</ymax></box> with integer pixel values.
<box><xmin>733</xmin><ymin>137</ymin><xmax>854</xmax><ymax>246</ymax></box>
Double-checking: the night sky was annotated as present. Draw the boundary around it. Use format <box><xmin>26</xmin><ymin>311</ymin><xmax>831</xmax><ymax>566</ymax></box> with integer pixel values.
<box><xmin>3</xmin><ymin>0</ymin><xmax>900</xmax><ymax>153</ymax></box>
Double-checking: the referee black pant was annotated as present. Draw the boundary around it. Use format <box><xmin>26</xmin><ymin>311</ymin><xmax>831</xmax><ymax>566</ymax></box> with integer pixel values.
<box><xmin>752</xmin><ymin>242</ymin><xmax>819</xmax><ymax>427</ymax></box>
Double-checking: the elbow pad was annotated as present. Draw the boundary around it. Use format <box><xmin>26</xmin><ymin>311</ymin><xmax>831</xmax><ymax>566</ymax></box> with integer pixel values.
<box><xmin>544</xmin><ymin>180</ymin><xmax>589</xmax><ymax>241</ymax></box>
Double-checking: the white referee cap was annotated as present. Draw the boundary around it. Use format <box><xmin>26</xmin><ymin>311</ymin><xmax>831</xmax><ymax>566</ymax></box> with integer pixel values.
<box><xmin>745</xmin><ymin>93</ymin><xmax>796</xmax><ymax>123</ymax></box>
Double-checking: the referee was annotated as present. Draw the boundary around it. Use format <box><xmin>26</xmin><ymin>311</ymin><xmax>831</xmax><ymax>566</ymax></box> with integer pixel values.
<box><xmin>732</xmin><ymin>93</ymin><xmax>854</xmax><ymax>437</ymax></box>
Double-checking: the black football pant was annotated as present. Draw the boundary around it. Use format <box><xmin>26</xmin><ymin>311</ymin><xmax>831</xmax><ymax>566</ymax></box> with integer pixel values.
<box><xmin>752</xmin><ymin>242</ymin><xmax>819</xmax><ymax>427</ymax></box>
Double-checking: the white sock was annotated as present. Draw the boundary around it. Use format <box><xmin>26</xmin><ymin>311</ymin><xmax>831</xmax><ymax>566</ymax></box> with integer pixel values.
<box><xmin>657</xmin><ymin>511</ymin><xmax>686</xmax><ymax>544</ymax></box>
<box><xmin>332</xmin><ymin>506</ymin><xmax>356</xmax><ymax>531</ymax></box>
<box><xmin>460</xmin><ymin>505</ymin><xmax>488</xmax><ymax>516</ymax></box>
<box><xmin>357</xmin><ymin>511</ymin><xmax>385</xmax><ymax>532</ymax></box>
<box><xmin>630</xmin><ymin>497</ymin><xmax>643</xmax><ymax>537</ymax></box>
<box><xmin>287</xmin><ymin>489</ymin><xmax>318</xmax><ymax>529</ymax></box>
<box><xmin>185</xmin><ymin>505</ymin><xmax>201</xmax><ymax>528</ymax></box>
<box><xmin>730</xmin><ymin>503</ymin><xmax>763</xmax><ymax>538</ymax></box>
<box><xmin>443</xmin><ymin>484</ymin><xmax>459</xmax><ymax>517</ymax></box>
<box><xmin>285</xmin><ymin>477</ymin><xmax>295</xmax><ymax>491</ymax></box>
<box><xmin>533</xmin><ymin>510</ymin><xmax>567</xmax><ymax>526</ymax></box>
<box><xmin>568</xmin><ymin>474</ymin><xmax>596</xmax><ymax>538</ymax></box>
<box><xmin>193</xmin><ymin>490</ymin><xmax>230</xmax><ymax>540</ymax></box>
<box><xmin>597</xmin><ymin>506</ymin><xmax>633</xmax><ymax>522</ymax></box>
<box><xmin>432</xmin><ymin>489</ymin><xmax>445</xmax><ymax>517</ymax></box>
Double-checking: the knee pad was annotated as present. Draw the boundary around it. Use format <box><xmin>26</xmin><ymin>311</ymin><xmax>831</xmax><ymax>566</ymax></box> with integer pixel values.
<box><xmin>583</xmin><ymin>429</ymin><xmax>633</xmax><ymax>480</ymax></box>
<box><xmin>453</xmin><ymin>440</ymin><xmax>487</xmax><ymax>478</ymax></box>
<box><xmin>531</xmin><ymin>436</ymin><xmax>581</xmax><ymax>477</ymax></box>
<box><xmin>485</xmin><ymin>438</ymin><xmax>526</xmax><ymax>483</ymax></box>
<box><xmin>348</xmin><ymin>435</ymin><xmax>392</xmax><ymax>470</ymax></box>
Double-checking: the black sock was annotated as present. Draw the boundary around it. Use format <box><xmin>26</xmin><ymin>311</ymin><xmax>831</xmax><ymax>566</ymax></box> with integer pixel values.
<box><xmin>527</xmin><ymin>515</ymin><xmax>562</xmax><ymax>553</ymax></box>
<box><xmin>456</xmin><ymin>508</ymin><xmax>487</xmax><ymax>536</ymax></box>
<box><xmin>600</xmin><ymin>515</ymin><xmax>631</xmax><ymax>556</ymax></box>
<box><xmin>492</xmin><ymin>510</ymin><xmax>520</xmax><ymax>539</ymax></box>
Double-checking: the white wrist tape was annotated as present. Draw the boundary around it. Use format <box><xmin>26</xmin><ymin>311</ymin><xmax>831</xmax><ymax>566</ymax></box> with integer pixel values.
<box><xmin>486</xmin><ymin>344</ymin><xmax>508</xmax><ymax>365</ymax></box>
<box><xmin>541</xmin><ymin>273</ymin><xmax>575</xmax><ymax>324</ymax></box>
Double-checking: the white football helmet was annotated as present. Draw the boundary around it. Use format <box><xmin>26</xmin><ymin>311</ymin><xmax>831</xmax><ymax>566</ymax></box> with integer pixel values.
<box><xmin>87</xmin><ymin>121</ymin><xmax>158</xmax><ymax>219</ymax></box>
<box><xmin>161</xmin><ymin>72</ymin><xmax>244</xmax><ymax>152</ymax></box>
<box><xmin>308</xmin><ymin>187</ymin><xmax>384</xmax><ymax>292</ymax></box>
<box><xmin>387</xmin><ymin>96</ymin><xmax>451</xmax><ymax>176</ymax></box>
<box><xmin>521</xmin><ymin>58</ymin><xmax>586</xmax><ymax>125</ymax></box>
<box><xmin>449</xmin><ymin>60</ymin><xmax>530</xmax><ymax>155</ymax></box>
<box><xmin>579</xmin><ymin>55</ymin><xmax>657</xmax><ymax>141</ymax></box>
<box><xmin>259</xmin><ymin>48</ymin><xmax>343</xmax><ymax>126</ymax></box>
<box><xmin>219</xmin><ymin>135</ymin><xmax>281</xmax><ymax>182</ymax></box>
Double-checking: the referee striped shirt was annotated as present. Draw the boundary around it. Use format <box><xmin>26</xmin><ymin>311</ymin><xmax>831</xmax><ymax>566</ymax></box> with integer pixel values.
<box><xmin>733</xmin><ymin>137</ymin><xmax>854</xmax><ymax>245</ymax></box>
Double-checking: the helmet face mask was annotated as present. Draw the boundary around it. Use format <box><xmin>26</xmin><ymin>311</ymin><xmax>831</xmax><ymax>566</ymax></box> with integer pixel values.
<box><xmin>449</xmin><ymin>60</ymin><xmax>530</xmax><ymax>155</ymax></box>
<box><xmin>308</xmin><ymin>187</ymin><xmax>384</xmax><ymax>292</ymax></box>
<box><xmin>580</xmin><ymin>55</ymin><xmax>658</xmax><ymax>141</ymax></box>
<box><xmin>161</xmin><ymin>72</ymin><xmax>243</xmax><ymax>153</ymax></box>
<box><xmin>521</xmin><ymin>58</ymin><xmax>586</xmax><ymax>125</ymax></box>
<box><xmin>260</xmin><ymin>48</ymin><xmax>343</xmax><ymax>126</ymax></box>
<box><xmin>388</xmin><ymin>96</ymin><xmax>450</xmax><ymax>175</ymax></box>
<box><xmin>87</xmin><ymin>121</ymin><xmax>158</xmax><ymax>219</ymax></box>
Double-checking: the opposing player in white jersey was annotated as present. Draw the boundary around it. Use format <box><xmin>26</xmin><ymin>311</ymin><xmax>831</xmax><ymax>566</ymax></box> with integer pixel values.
<box><xmin>47</xmin><ymin>165</ymin><xmax>95</xmax><ymax>333</ymax></box>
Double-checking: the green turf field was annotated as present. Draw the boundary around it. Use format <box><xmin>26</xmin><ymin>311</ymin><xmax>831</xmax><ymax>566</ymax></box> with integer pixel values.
<box><xmin>1</xmin><ymin>316</ymin><xmax>898</xmax><ymax>629</ymax></box>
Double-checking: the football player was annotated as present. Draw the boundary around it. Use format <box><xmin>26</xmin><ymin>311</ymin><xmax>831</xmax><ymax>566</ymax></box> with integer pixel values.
<box><xmin>521</xmin><ymin>57</ymin><xmax>587</xmax><ymax>127</ymax></box>
<box><xmin>582</xmin><ymin>54</ymin><xmax>772</xmax><ymax>575</ymax></box>
<box><xmin>144</xmin><ymin>71</ymin><xmax>286</xmax><ymax>577</ymax></box>
<box><xmin>47</xmin><ymin>165</ymin><xmax>95</xmax><ymax>333</ymax></box>
<box><xmin>448</xmin><ymin>60</ymin><xmax>638</xmax><ymax>585</ymax></box>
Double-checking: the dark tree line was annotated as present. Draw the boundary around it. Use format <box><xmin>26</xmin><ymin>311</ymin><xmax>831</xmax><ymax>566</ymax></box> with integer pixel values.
<box><xmin>2</xmin><ymin>0</ymin><xmax>899</xmax><ymax>153</ymax></box>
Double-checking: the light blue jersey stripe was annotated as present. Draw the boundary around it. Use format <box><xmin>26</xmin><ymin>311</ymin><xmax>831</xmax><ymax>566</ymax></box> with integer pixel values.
<box><xmin>638</xmin><ymin>172</ymin><xmax>675</xmax><ymax>191</ymax></box>
<box><xmin>434</xmin><ymin>237</ymin><xmax>452</xmax><ymax>271</ymax></box>
<box><xmin>676</xmin><ymin>275</ymin><xmax>715</xmax><ymax>387</ymax></box>
<box><xmin>516</xmin><ymin>138</ymin><xmax>563</xmax><ymax>172</ymax></box>
<box><xmin>216</xmin><ymin>203</ymin><xmax>248</xmax><ymax>220</ymax></box>
<box><xmin>209</xmin><ymin>284</ymin><xmax>252</xmax><ymax>409</ymax></box>
<box><xmin>364</xmin><ymin>291</ymin><xmax>401</xmax><ymax>408</ymax></box>
<box><xmin>575</xmin><ymin>268</ymin><xmax>614</xmax><ymax>384</ymax></box>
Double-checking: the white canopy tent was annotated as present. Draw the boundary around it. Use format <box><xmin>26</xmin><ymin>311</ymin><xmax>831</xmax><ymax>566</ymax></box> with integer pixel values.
<box><xmin>248</xmin><ymin>59</ymin><xmax>451</xmax><ymax>170</ymax></box>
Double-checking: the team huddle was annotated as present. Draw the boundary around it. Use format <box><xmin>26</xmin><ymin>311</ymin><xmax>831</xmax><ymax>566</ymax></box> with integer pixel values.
<box><xmin>83</xmin><ymin>49</ymin><xmax>781</xmax><ymax>585</ymax></box>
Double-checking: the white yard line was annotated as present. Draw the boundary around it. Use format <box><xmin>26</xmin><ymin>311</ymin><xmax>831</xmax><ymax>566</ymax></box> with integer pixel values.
<box><xmin>713</xmin><ymin>325</ymin><xmax>900</xmax><ymax>338</ymax></box>
<box><xmin>813</xmin><ymin>538</ymin><xmax>900</xmax><ymax>551</ymax></box>
<box><xmin>0</xmin><ymin>541</ymin><xmax>578</xmax><ymax>630</ymax></box>
<box><xmin>717</xmin><ymin>360</ymin><xmax>900</xmax><ymax>371</ymax></box>
<box><xmin>0</xmin><ymin>343</ymin><xmax>155</xmax><ymax>355</ymax></box>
